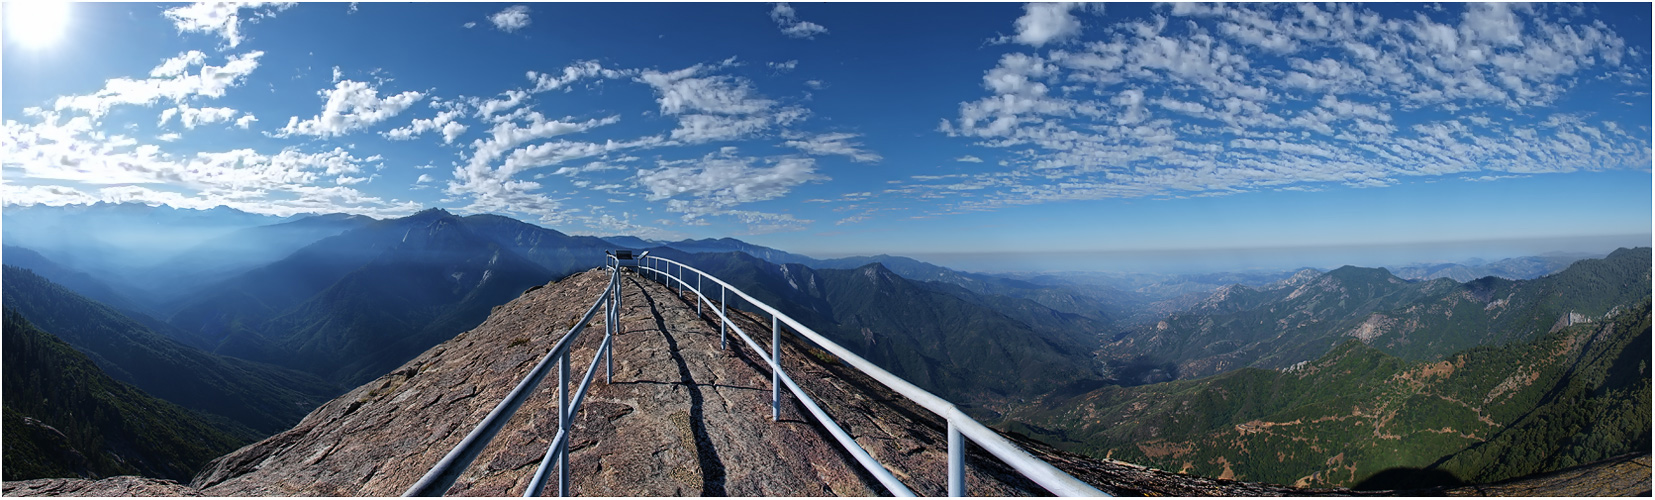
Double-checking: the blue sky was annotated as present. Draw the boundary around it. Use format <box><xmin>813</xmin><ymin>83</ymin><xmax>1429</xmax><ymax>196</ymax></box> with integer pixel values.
<box><xmin>2</xmin><ymin>2</ymin><xmax>1650</xmax><ymax>263</ymax></box>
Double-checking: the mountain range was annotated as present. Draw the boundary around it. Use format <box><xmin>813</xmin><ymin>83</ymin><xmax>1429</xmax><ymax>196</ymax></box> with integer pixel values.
<box><xmin>1004</xmin><ymin>295</ymin><xmax>1650</xmax><ymax>489</ymax></box>
<box><xmin>0</xmin><ymin>203</ymin><xmax>1645</xmax><ymax>492</ymax></box>
<box><xmin>162</xmin><ymin>209</ymin><xmax>604</xmax><ymax>385</ymax></box>
<box><xmin>3</xmin><ymin>309</ymin><xmax>243</xmax><ymax>482</ymax></box>
<box><xmin>1</xmin><ymin>266</ymin><xmax>335</xmax><ymax>438</ymax></box>
<box><xmin>1103</xmin><ymin>248</ymin><xmax>1651</xmax><ymax>383</ymax></box>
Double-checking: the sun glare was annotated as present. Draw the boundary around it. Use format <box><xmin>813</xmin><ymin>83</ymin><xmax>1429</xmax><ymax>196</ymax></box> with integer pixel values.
<box><xmin>5</xmin><ymin>1</ymin><xmax>71</xmax><ymax>49</ymax></box>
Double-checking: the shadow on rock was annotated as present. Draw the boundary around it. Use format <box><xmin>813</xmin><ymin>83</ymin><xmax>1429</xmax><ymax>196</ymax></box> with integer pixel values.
<box><xmin>1353</xmin><ymin>467</ymin><xmax>1465</xmax><ymax>491</ymax></box>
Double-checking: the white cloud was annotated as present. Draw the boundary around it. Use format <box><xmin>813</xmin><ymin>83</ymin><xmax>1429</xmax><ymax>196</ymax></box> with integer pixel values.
<box><xmin>636</xmin><ymin>151</ymin><xmax>826</xmax><ymax>221</ymax></box>
<box><xmin>527</xmin><ymin>60</ymin><xmax>634</xmax><ymax>93</ymax></box>
<box><xmin>552</xmin><ymin>160</ymin><xmax>628</xmax><ymax>177</ymax></box>
<box><xmin>462</xmin><ymin>21</ymin><xmax>477</xmax><ymax>29</ymax></box>
<box><xmin>1011</xmin><ymin>2</ymin><xmax>1085</xmax><ymax>47</ymax></box>
<box><xmin>770</xmin><ymin>3</ymin><xmax>828</xmax><ymax>39</ymax></box>
<box><xmin>637</xmin><ymin>62</ymin><xmax>805</xmax><ymax>144</ymax></box>
<box><xmin>382</xmin><ymin>110</ymin><xmax>467</xmax><ymax>143</ymax></box>
<box><xmin>434</xmin><ymin>58</ymin><xmax>834</xmax><ymax>229</ymax></box>
<box><xmin>955</xmin><ymin>155</ymin><xmax>984</xmax><ymax>163</ymax></box>
<box><xmin>441</xmin><ymin>108</ymin><xmax>641</xmax><ymax>219</ymax></box>
<box><xmin>489</xmin><ymin>5</ymin><xmax>531</xmax><ymax>33</ymax></box>
<box><xmin>726</xmin><ymin>210</ymin><xmax>812</xmax><ymax>234</ymax></box>
<box><xmin>783</xmin><ymin>132</ymin><xmax>881</xmax><ymax>162</ymax></box>
<box><xmin>150</xmin><ymin>50</ymin><xmax>207</xmax><ymax>78</ymax></box>
<box><xmin>235</xmin><ymin>114</ymin><xmax>258</xmax><ymax>129</ymax></box>
<box><xmin>768</xmin><ymin>60</ymin><xmax>798</xmax><ymax>72</ymax></box>
<box><xmin>930</xmin><ymin>3</ymin><xmax>1649</xmax><ymax>215</ymax></box>
<box><xmin>55</xmin><ymin>51</ymin><xmax>264</xmax><ymax>118</ymax></box>
<box><xmin>277</xmin><ymin>80</ymin><xmax>425</xmax><ymax>138</ymax></box>
<box><xmin>163</xmin><ymin>2</ymin><xmax>295</xmax><ymax>49</ymax></box>
<box><xmin>474</xmin><ymin>89</ymin><xmax>529</xmax><ymax>118</ymax></box>
<box><xmin>2</xmin><ymin>112</ymin><xmax>423</xmax><ymax>218</ymax></box>
<box><xmin>159</xmin><ymin>103</ymin><xmax>238</xmax><ymax>129</ymax></box>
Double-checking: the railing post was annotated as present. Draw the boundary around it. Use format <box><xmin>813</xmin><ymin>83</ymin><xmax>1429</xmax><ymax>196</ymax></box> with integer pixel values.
<box><xmin>771</xmin><ymin>315</ymin><xmax>780</xmax><ymax>422</ymax></box>
<box><xmin>719</xmin><ymin>286</ymin><xmax>727</xmax><ymax>350</ymax></box>
<box><xmin>557</xmin><ymin>350</ymin><xmax>570</xmax><ymax>496</ymax></box>
<box><xmin>697</xmin><ymin>274</ymin><xmax>702</xmax><ymax>316</ymax></box>
<box><xmin>948</xmin><ymin>420</ymin><xmax>965</xmax><ymax>497</ymax></box>
<box><xmin>607</xmin><ymin>271</ymin><xmax>615</xmax><ymax>383</ymax></box>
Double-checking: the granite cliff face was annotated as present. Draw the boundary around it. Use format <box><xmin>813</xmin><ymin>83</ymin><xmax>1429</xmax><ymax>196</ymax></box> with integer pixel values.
<box><xmin>4</xmin><ymin>268</ymin><xmax>1647</xmax><ymax>496</ymax></box>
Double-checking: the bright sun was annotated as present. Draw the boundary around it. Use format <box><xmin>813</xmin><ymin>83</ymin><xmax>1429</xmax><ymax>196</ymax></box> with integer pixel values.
<box><xmin>5</xmin><ymin>1</ymin><xmax>71</xmax><ymax>49</ymax></box>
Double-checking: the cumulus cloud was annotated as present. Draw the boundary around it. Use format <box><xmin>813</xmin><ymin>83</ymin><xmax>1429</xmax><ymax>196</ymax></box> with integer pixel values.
<box><xmin>770</xmin><ymin>3</ymin><xmax>828</xmax><ymax>39</ymax></box>
<box><xmin>55</xmin><ymin>51</ymin><xmax>264</xmax><ymax>118</ymax></box>
<box><xmin>930</xmin><ymin>3</ymin><xmax>1649</xmax><ymax>214</ymax></box>
<box><xmin>1010</xmin><ymin>2</ymin><xmax>1086</xmax><ymax>47</ymax></box>
<box><xmin>955</xmin><ymin>155</ymin><xmax>984</xmax><ymax>163</ymax></box>
<box><xmin>473</xmin><ymin>90</ymin><xmax>529</xmax><ymax>118</ymax></box>
<box><xmin>158</xmin><ymin>103</ymin><xmax>238</xmax><ymax>129</ymax></box>
<box><xmin>277</xmin><ymin>79</ymin><xmax>425</xmax><ymax>138</ymax></box>
<box><xmin>163</xmin><ymin>2</ymin><xmax>294</xmax><ymax>48</ymax></box>
<box><xmin>382</xmin><ymin>110</ymin><xmax>467</xmax><ymax>143</ymax></box>
<box><xmin>489</xmin><ymin>5</ymin><xmax>531</xmax><ymax>33</ymax></box>
<box><xmin>527</xmin><ymin>60</ymin><xmax>634</xmax><ymax>93</ymax></box>
<box><xmin>2</xmin><ymin>112</ymin><xmax>421</xmax><ymax>217</ymax></box>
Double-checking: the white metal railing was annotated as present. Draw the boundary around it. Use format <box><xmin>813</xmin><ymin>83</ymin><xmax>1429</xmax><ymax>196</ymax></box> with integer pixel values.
<box><xmin>641</xmin><ymin>256</ymin><xmax>1108</xmax><ymax>497</ymax></box>
<box><xmin>405</xmin><ymin>257</ymin><xmax>624</xmax><ymax>497</ymax></box>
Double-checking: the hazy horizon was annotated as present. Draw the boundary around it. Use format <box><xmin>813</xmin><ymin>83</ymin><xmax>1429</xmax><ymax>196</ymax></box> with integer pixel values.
<box><xmin>888</xmin><ymin>233</ymin><xmax>1650</xmax><ymax>275</ymax></box>
<box><xmin>7</xmin><ymin>199</ymin><xmax>1646</xmax><ymax>280</ymax></box>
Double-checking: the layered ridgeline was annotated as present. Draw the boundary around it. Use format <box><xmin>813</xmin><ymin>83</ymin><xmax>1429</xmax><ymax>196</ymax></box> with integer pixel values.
<box><xmin>129</xmin><ymin>213</ymin><xmax>374</xmax><ymax>308</ymax></box>
<box><xmin>0</xmin><ymin>266</ymin><xmax>334</xmax><ymax>438</ymax></box>
<box><xmin>164</xmin><ymin>209</ymin><xmax>611</xmax><ymax>386</ymax></box>
<box><xmin>1103</xmin><ymin>248</ymin><xmax>1652</xmax><ymax>383</ymax></box>
<box><xmin>625</xmin><ymin>236</ymin><xmax>1135</xmax><ymax>325</ymax></box>
<box><xmin>0</xmin><ymin>203</ymin><xmax>289</xmax><ymax>276</ymax></box>
<box><xmin>3</xmin><ymin>309</ymin><xmax>243</xmax><ymax>482</ymax></box>
<box><xmin>1388</xmin><ymin>253</ymin><xmax>1599</xmax><ymax>283</ymax></box>
<box><xmin>1003</xmin><ymin>249</ymin><xmax>1652</xmax><ymax>489</ymax></box>
<box><xmin>650</xmin><ymin>249</ymin><xmax>1110</xmax><ymax>411</ymax></box>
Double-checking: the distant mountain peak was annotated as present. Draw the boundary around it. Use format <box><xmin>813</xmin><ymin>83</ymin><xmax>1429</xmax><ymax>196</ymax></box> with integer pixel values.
<box><xmin>1323</xmin><ymin>264</ymin><xmax>1401</xmax><ymax>284</ymax></box>
<box><xmin>1263</xmin><ymin>268</ymin><xmax>1323</xmax><ymax>291</ymax></box>
<box><xmin>409</xmin><ymin>207</ymin><xmax>453</xmax><ymax>218</ymax></box>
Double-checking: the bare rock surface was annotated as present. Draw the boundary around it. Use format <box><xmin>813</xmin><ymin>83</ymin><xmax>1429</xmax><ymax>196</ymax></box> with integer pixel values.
<box><xmin>1</xmin><ymin>477</ymin><xmax>200</xmax><ymax>497</ymax></box>
<box><xmin>182</xmin><ymin>268</ymin><xmax>1015</xmax><ymax>496</ymax></box>
<box><xmin>1439</xmin><ymin>452</ymin><xmax>1651</xmax><ymax>497</ymax></box>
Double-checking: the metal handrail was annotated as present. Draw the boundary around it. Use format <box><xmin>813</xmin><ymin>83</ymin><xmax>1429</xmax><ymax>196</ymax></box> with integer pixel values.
<box><xmin>642</xmin><ymin>256</ymin><xmax>1107</xmax><ymax>497</ymax></box>
<box><xmin>647</xmin><ymin>260</ymin><xmax>916</xmax><ymax>496</ymax></box>
<box><xmin>406</xmin><ymin>260</ymin><xmax>622</xmax><ymax>497</ymax></box>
